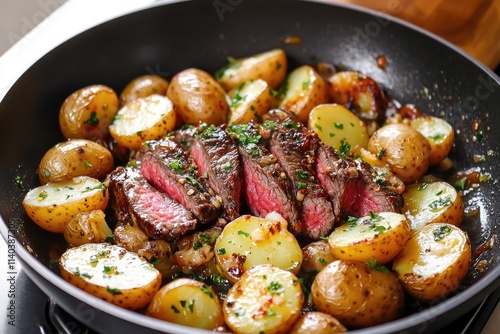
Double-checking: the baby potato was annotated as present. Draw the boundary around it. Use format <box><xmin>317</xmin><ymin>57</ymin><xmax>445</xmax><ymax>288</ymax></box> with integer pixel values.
<box><xmin>119</xmin><ymin>74</ymin><xmax>169</xmax><ymax>106</ymax></box>
<box><xmin>368</xmin><ymin>123</ymin><xmax>431</xmax><ymax>183</ymax></box>
<box><xmin>223</xmin><ymin>264</ymin><xmax>304</xmax><ymax>334</ymax></box>
<box><xmin>392</xmin><ymin>223</ymin><xmax>471</xmax><ymax>302</ymax></box>
<box><xmin>216</xmin><ymin>48</ymin><xmax>287</xmax><ymax>91</ymax></box>
<box><xmin>59</xmin><ymin>84</ymin><xmax>119</xmax><ymax>140</ymax></box>
<box><xmin>109</xmin><ymin>94</ymin><xmax>176</xmax><ymax>149</ymax></box>
<box><xmin>403</xmin><ymin>181</ymin><xmax>464</xmax><ymax>231</ymax></box>
<box><xmin>215</xmin><ymin>212</ymin><xmax>303</xmax><ymax>283</ymax></box>
<box><xmin>146</xmin><ymin>278</ymin><xmax>225</xmax><ymax>330</ymax></box>
<box><xmin>410</xmin><ymin>116</ymin><xmax>455</xmax><ymax>166</ymax></box>
<box><xmin>328</xmin><ymin>212</ymin><xmax>411</xmax><ymax>264</ymax></box>
<box><xmin>280</xmin><ymin>65</ymin><xmax>330</xmax><ymax>123</ymax></box>
<box><xmin>63</xmin><ymin>210</ymin><xmax>113</xmax><ymax>247</ymax></box>
<box><xmin>312</xmin><ymin>260</ymin><xmax>404</xmax><ymax>328</ymax></box>
<box><xmin>22</xmin><ymin>176</ymin><xmax>108</xmax><ymax>233</ymax></box>
<box><xmin>38</xmin><ymin>139</ymin><xmax>114</xmax><ymax>184</ymax></box>
<box><xmin>301</xmin><ymin>240</ymin><xmax>336</xmax><ymax>274</ymax></box>
<box><xmin>308</xmin><ymin>103</ymin><xmax>369</xmax><ymax>153</ymax></box>
<box><xmin>59</xmin><ymin>243</ymin><xmax>161</xmax><ymax>310</ymax></box>
<box><xmin>289</xmin><ymin>312</ymin><xmax>347</xmax><ymax>334</ymax></box>
<box><xmin>167</xmin><ymin>68</ymin><xmax>230</xmax><ymax>125</ymax></box>
<box><xmin>228</xmin><ymin>79</ymin><xmax>276</xmax><ymax>125</ymax></box>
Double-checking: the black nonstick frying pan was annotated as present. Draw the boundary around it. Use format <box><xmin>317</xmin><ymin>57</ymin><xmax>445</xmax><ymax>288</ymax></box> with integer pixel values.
<box><xmin>1</xmin><ymin>0</ymin><xmax>499</xmax><ymax>333</ymax></box>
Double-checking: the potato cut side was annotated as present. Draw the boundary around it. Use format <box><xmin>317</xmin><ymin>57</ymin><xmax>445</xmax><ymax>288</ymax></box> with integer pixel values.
<box><xmin>392</xmin><ymin>223</ymin><xmax>471</xmax><ymax>302</ymax></box>
<box><xmin>22</xmin><ymin>176</ymin><xmax>108</xmax><ymax>233</ymax></box>
<box><xmin>214</xmin><ymin>212</ymin><xmax>303</xmax><ymax>283</ymax></box>
<box><xmin>223</xmin><ymin>264</ymin><xmax>304</xmax><ymax>334</ymax></box>
<box><xmin>308</xmin><ymin>103</ymin><xmax>369</xmax><ymax>153</ymax></box>
<box><xmin>109</xmin><ymin>94</ymin><xmax>176</xmax><ymax>149</ymax></box>
<box><xmin>328</xmin><ymin>212</ymin><xmax>411</xmax><ymax>264</ymax></box>
<box><xmin>279</xmin><ymin>65</ymin><xmax>330</xmax><ymax>123</ymax></box>
<box><xmin>216</xmin><ymin>48</ymin><xmax>287</xmax><ymax>91</ymax></box>
<box><xmin>411</xmin><ymin>116</ymin><xmax>454</xmax><ymax>166</ymax></box>
<box><xmin>59</xmin><ymin>243</ymin><xmax>162</xmax><ymax>310</ymax></box>
<box><xmin>403</xmin><ymin>181</ymin><xmax>464</xmax><ymax>231</ymax></box>
<box><xmin>146</xmin><ymin>278</ymin><xmax>224</xmax><ymax>330</ymax></box>
<box><xmin>228</xmin><ymin>79</ymin><xmax>276</xmax><ymax>125</ymax></box>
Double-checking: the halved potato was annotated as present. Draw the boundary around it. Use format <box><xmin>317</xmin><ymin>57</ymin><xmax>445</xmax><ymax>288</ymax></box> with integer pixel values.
<box><xmin>279</xmin><ymin>65</ymin><xmax>330</xmax><ymax>123</ymax></box>
<box><xmin>216</xmin><ymin>49</ymin><xmax>287</xmax><ymax>91</ymax></box>
<box><xmin>223</xmin><ymin>264</ymin><xmax>304</xmax><ymax>334</ymax></box>
<box><xmin>228</xmin><ymin>79</ymin><xmax>276</xmax><ymax>125</ymax></box>
<box><xmin>403</xmin><ymin>181</ymin><xmax>464</xmax><ymax>231</ymax></box>
<box><xmin>63</xmin><ymin>210</ymin><xmax>113</xmax><ymax>246</ymax></box>
<box><xmin>410</xmin><ymin>116</ymin><xmax>455</xmax><ymax>166</ymax></box>
<box><xmin>59</xmin><ymin>243</ymin><xmax>161</xmax><ymax>310</ymax></box>
<box><xmin>289</xmin><ymin>312</ymin><xmax>347</xmax><ymax>334</ymax></box>
<box><xmin>22</xmin><ymin>176</ymin><xmax>108</xmax><ymax>233</ymax></box>
<box><xmin>392</xmin><ymin>223</ymin><xmax>471</xmax><ymax>302</ymax></box>
<box><xmin>301</xmin><ymin>240</ymin><xmax>336</xmax><ymax>274</ymax></box>
<box><xmin>214</xmin><ymin>212</ymin><xmax>303</xmax><ymax>283</ymax></box>
<box><xmin>109</xmin><ymin>94</ymin><xmax>176</xmax><ymax>149</ymax></box>
<box><xmin>146</xmin><ymin>278</ymin><xmax>225</xmax><ymax>330</ymax></box>
<box><xmin>328</xmin><ymin>212</ymin><xmax>411</xmax><ymax>264</ymax></box>
<box><xmin>119</xmin><ymin>74</ymin><xmax>169</xmax><ymax>107</ymax></box>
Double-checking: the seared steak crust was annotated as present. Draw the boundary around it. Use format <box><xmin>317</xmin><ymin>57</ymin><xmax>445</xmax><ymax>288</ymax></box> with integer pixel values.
<box><xmin>107</xmin><ymin>166</ymin><xmax>197</xmax><ymax>240</ymax></box>
<box><xmin>140</xmin><ymin>138</ymin><xmax>222</xmax><ymax>224</ymax></box>
<box><xmin>264</xmin><ymin>109</ymin><xmax>336</xmax><ymax>239</ymax></box>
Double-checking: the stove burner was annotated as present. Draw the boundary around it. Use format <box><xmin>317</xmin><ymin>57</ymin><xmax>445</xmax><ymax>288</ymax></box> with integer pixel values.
<box><xmin>45</xmin><ymin>299</ymin><xmax>93</xmax><ymax>334</ymax></box>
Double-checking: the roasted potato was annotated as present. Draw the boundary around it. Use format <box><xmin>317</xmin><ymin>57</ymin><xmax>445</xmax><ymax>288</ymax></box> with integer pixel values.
<box><xmin>289</xmin><ymin>312</ymin><xmax>347</xmax><ymax>334</ymax></box>
<box><xmin>308</xmin><ymin>103</ymin><xmax>369</xmax><ymax>153</ymax></box>
<box><xmin>216</xmin><ymin>48</ymin><xmax>287</xmax><ymax>91</ymax></box>
<box><xmin>22</xmin><ymin>176</ymin><xmax>108</xmax><ymax>233</ymax></box>
<box><xmin>228</xmin><ymin>79</ymin><xmax>277</xmax><ymax>125</ymax></box>
<box><xmin>109</xmin><ymin>94</ymin><xmax>176</xmax><ymax>149</ymax></box>
<box><xmin>279</xmin><ymin>65</ymin><xmax>330</xmax><ymax>123</ymax></box>
<box><xmin>403</xmin><ymin>181</ymin><xmax>464</xmax><ymax>230</ymax></box>
<box><xmin>59</xmin><ymin>84</ymin><xmax>119</xmax><ymax>140</ymax></box>
<box><xmin>38</xmin><ymin>139</ymin><xmax>114</xmax><ymax>184</ymax></box>
<box><xmin>223</xmin><ymin>264</ymin><xmax>304</xmax><ymax>334</ymax></box>
<box><xmin>214</xmin><ymin>212</ymin><xmax>303</xmax><ymax>283</ymax></box>
<box><xmin>119</xmin><ymin>74</ymin><xmax>169</xmax><ymax>106</ymax></box>
<box><xmin>367</xmin><ymin>123</ymin><xmax>431</xmax><ymax>183</ymax></box>
<box><xmin>328</xmin><ymin>212</ymin><xmax>411</xmax><ymax>264</ymax></box>
<box><xmin>146</xmin><ymin>278</ymin><xmax>225</xmax><ymax>330</ymax></box>
<box><xmin>311</xmin><ymin>260</ymin><xmax>404</xmax><ymax>328</ymax></box>
<box><xmin>59</xmin><ymin>243</ymin><xmax>161</xmax><ymax>310</ymax></box>
<box><xmin>63</xmin><ymin>210</ymin><xmax>112</xmax><ymax>246</ymax></box>
<box><xmin>167</xmin><ymin>68</ymin><xmax>230</xmax><ymax>125</ymax></box>
<box><xmin>301</xmin><ymin>240</ymin><xmax>336</xmax><ymax>274</ymax></box>
<box><xmin>392</xmin><ymin>223</ymin><xmax>471</xmax><ymax>302</ymax></box>
<box><xmin>410</xmin><ymin>116</ymin><xmax>455</xmax><ymax>166</ymax></box>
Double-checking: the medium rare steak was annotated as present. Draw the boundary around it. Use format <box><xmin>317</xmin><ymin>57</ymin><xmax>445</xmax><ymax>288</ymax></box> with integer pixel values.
<box><xmin>228</xmin><ymin>123</ymin><xmax>301</xmax><ymax>234</ymax></box>
<box><xmin>190</xmin><ymin>124</ymin><xmax>241</xmax><ymax>224</ymax></box>
<box><xmin>107</xmin><ymin>166</ymin><xmax>197</xmax><ymax>241</ymax></box>
<box><xmin>264</xmin><ymin>109</ymin><xmax>336</xmax><ymax>239</ymax></box>
<box><xmin>315</xmin><ymin>144</ymin><xmax>403</xmax><ymax>219</ymax></box>
<box><xmin>140</xmin><ymin>138</ymin><xmax>222</xmax><ymax>224</ymax></box>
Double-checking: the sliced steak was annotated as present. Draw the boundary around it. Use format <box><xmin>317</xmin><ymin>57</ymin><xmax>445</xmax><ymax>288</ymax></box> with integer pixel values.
<box><xmin>140</xmin><ymin>138</ymin><xmax>222</xmax><ymax>224</ymax></box>
<box><xmin>264</xmin><ymin>109</ymin><xmax>336</xmax><ymax>239</ymax></box>
<box><xmin>171</xmin><ymin>124</ymin><xmax>200</xmax><ymax>152</ymax></box>
<box><xmin>228</xmin><ymin>123</ymin><xmax>301</xmax><ymax>234</ymax></box>
<box><xmin>190</xmin><ymin>124</ymin><xmax>241</xmax><ymax>225</ymax></box>
<box><xmin>107</xmin><ymin>166</ymin><xmax>197</xmax><ymax>241</ymax></box>
<box><xmin>315</xmin><ymin>144</ymin><xmax>403</xmax><ymax>219</ymax></box>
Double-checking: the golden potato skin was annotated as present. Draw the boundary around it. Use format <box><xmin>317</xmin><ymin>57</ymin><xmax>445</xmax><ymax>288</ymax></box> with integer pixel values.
<box><xmin>312</xmin><ymin>260</ymin><xmax>404</xmax><ymax>328</ymax></box>
<box><xmin>38</xmin><ymin>139</ymin><xmax>114</xmax><ymax>184</ymax></box>
<box><xmin>167</xmin><ymin>68</ymin><xmax>230</xmax><ymax>125</ymax></box>
<box><xmin>63</xmin><ymin>210</ymin><xmax>112</xmax><ymax>246</ymax></box>
<box><xmin>410</xmin><ymin>116</ymin><xmax>455</xmax><ymax>166</ymax></box>
<box><xmin>59</xmin><ymin>84</ymin><xmax>119</xmax><ymax>140</ymax></box>
<box><xmin>368</xmin><ymin>123</ymin><xmax>431</xmax><ymax>183</ymax></box>
<box><xmin>301</xmin><ymin>240</ymin><xmax>336</xmax><ymax>274</ymax></box>
<box><xmin>119</xmin><ymin>74</ymin><xmax>169</xmax><ymax>106</ymax></box>
<box><xmin>289</xmin><ymin>312</ymin><xmax>347</xmax><ymax>334</ymax></box>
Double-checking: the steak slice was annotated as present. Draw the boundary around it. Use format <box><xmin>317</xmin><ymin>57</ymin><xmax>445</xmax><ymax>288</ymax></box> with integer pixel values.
<box><xmin>107</xmin><ymin>166</ymin><xmax>197</xmax><ymax>241</ymax></box>
<box><xmin>171</xmin><ymin>124</ymin><xmax>199</xmax><ymax>152</ymax></box>
<box><xmin>315</xmin><ymin>144</ymin><xmax>403</xmax><ymax>219</ymax></box>
<box><xmin>264</xmin><ymin>109</ymin><xmax>336</xmax><ymax>239</ymax></box>
<box><xmin>190</xmin><ymin>124</ymin><xmax>241</xmax><ymax>225</ymax></box>
<box><xmin>140</xmin><ymin>138</ymin><xmax>222</xmax><ymax>224</ymax></box>
<box><xmin>228</xmin><ymin>123</ymin><xmax>301</xmax><ymax>234</ymax></box>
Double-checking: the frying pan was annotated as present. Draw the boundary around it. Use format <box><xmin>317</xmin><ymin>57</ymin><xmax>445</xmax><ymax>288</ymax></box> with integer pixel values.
<box><xmin>1</xmin><ymin>0</ymin><xmax>499</xmax><ymax>333</ymax></box>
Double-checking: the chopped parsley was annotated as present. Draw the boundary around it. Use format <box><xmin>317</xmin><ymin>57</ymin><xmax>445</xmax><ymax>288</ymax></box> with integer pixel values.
<box><xmin>267</xmin><ymin>281</ymin><xmax>284</xmax><ymax>294</ymax></box>
<box><xmin>296</xmin><ymin>170</ymin><xmax>308</xmax><ymax>179</ymax></box>
<box><xmin>217</xmin><ymin>248</ymin><xmax>226</xmax><ymax>255</ymax></box>
<box><xmin>365</xmin><ymin>258</ymin><xmax>390</xmax><ymax>273</ymax></box>
<box><xmin>376</xmin><ymin>149</ymin><xmax>386</xmax><ymax>159</ymax></box>
<box><xmin>429</xmin><ymin>197</ymin><xmax>453</xmax><ymax>210</ymax></box>
<box><xmin>186</xmin><ymin>175</ymin><xmax>204</xmax><ymax>191</ymax></box>
<box><xmin>83</xmin><ymin>161</ymin><xmax>92</xmax><ymax>169</ymax></box>
<box><xmin>106</xmin><ymin>287</ymin><xmax>122</xmax><ymax>295</ymax></box>
<box><xmin>296</xmin><ymin>181</ymin><xmax>307</xmax><ymax>190</ymax></box>
<box><xmin>433</xmin><ymin>225</ymin><xmax>452</xmax><ymax>241</ymax></box>
<box><xmin>193</xmin><ymin>241</ymin><xmax>203</xmax><ymax>250</ymax></box>
<box><xmin>200</xmin><ymin>285</ymin><xmax>214</xmax><ymax>298</ymax></box>
<box><xmin>237</xmin><ymin>230</ymin><xmax>250</xmax><ymax>237</ymax></box>
<box><xmin>83</xmin><ymin>112</ymin><xmax>98</xmax><ymax>125</ymax></box>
